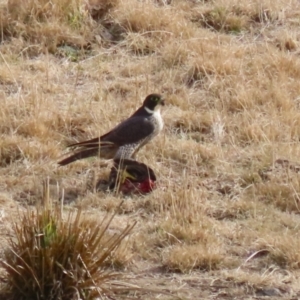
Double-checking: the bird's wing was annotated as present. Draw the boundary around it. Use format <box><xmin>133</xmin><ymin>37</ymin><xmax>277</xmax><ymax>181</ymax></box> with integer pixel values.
<box><xmin>68</xmin><ymin>117</ymin><xmax>154</xmax><ymax>149</ymax></box>
<box><xmin>101</xmin><ymin>117</ymin><xmax>155</xmax><ymax>145</ymax></box>
<box><xmin>68</xmin><ymin>137</ymin><xmax>114</xmax><ymax>149</ymax></box>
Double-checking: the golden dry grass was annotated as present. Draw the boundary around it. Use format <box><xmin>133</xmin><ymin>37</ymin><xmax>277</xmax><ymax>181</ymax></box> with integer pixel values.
<box><xmin>1</xmin><ymin>0</ymin><xmax>300</xmax><ymax>298</ymax></box>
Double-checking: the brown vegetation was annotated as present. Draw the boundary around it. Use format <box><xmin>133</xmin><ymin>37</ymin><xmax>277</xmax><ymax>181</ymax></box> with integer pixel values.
<box><xmin>1</xmin><ymin>0</ymin><xmax>300</xmax><ymax>298</ymax></box>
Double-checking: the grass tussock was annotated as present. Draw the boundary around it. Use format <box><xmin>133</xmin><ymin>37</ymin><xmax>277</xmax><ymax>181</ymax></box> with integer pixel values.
<box><xmin>191</xmin><ymin>0</ymin><xmax>294</xmax><ymax>34</ymax></box>
<box><xmin>198</xmin><ymin>6</ymin><xmax>249</xmax><ymax>33</ymax></box>
<box><xmin>0</xmin><ymin>137</ymin><xmax>23</xmax><ymax>167</ymax></box>
<box><xmin>162</xmin><ymin>243</ymin><xmax>224</xmax><ymax>273</ymax></box>
<box><xmin>114</xmin><ymin>0</ymin><xmax>194</xmax><ymax>38</ymax></box>
<box><xmin>1</xmin><ymin>0</ymin><xmax>120</xmax><ymax>57</ymax></box>
<box><xmin>159</xmin><ymin>213</ymin><xmax>225</xmax><ymax>272</ymax></box>
<box><xmin>254</xmin><ymin>234</ymin><xmax>300</xmax><ymax>269</ymax></box>
<box><xmin>255</xmin><ymin>159</ymin><xmax>300</xmax><ymax>213</ymax></box>
<box><xmin>0</xmin><ymin>197</ymin><xmax>135</xmax><ymax>299</ymax></box>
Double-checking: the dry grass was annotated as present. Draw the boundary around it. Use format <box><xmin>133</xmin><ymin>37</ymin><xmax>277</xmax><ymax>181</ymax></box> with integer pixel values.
<box><xmin>1</xmin><ymin>0</ymin><xmax>300</xmax><ymax>298</ymax></box>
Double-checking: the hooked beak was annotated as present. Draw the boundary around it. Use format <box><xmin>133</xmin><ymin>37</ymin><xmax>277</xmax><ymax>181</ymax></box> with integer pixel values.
<box><xmin>160</xmin><ymin>97</ymin><xmax>165</xmax><ymax>106</ymax></box>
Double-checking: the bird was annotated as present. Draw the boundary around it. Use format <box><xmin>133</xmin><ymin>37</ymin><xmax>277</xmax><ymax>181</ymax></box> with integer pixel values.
<box><xmin>58</xmin><ymin>93</ymin><xmax>165</xmax><ymax>166</ymax></box>
<box><xmin>108</xmin><ymin>159</ymin><xmax>157</xmax><ymax>194</ymax></box>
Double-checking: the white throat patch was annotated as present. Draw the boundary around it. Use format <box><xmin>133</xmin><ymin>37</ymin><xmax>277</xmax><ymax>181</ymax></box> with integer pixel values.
<box><xmin>144</xmin><ymin>107</ymin><xmax>154</xmax><ymax>114</ymax></box>
<box><xmin>144</xmin><ymin>107</ymin><xmax>163</xmax><ymax>132</ymax></box>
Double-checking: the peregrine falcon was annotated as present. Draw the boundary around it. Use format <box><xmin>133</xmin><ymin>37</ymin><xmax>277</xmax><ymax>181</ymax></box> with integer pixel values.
<box><xmin>58</xmin><ymin>94</ymin><xmax>165</xmax><ymax>166</ymax></box>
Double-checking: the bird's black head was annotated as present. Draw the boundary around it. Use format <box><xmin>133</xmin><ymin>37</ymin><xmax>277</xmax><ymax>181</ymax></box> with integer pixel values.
<box><xmin>110</xmin><ymin>159</ymin><xmax>156</xmax><ymax>188</ymax></box>
<box><xmin>143</xmin><ymin>94</ymin><xmax>165</xmax><ymax>111</ymax></box>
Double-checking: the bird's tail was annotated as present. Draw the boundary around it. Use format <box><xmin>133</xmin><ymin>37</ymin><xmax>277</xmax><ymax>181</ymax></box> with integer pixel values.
<box><xmin>58</xmin><ymin>142</ymin><xmax>117</xmax><ymax>166</ymax></box>
<box><xmin>58</xmin><ymin>148</ymin><xmax>99</xmax><ymax>166</ymax></box>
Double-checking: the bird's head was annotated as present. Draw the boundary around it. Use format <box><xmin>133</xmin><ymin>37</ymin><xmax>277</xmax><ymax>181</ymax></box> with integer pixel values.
<box><xmin>143</xmin><ymin>94</ymin><xmax>165</xmax><ymax>112</ymax></box>
<box><xmin>118</xmin><ymin>160</ymin><xmax>156</xmax><ymax>183</ymax></box>
<box><xmin>109</xmin><ymin>159</ymin><xmax>157</xmax><ymax>194</ymax></box>
<box><xmin>120</xmin><ymin>168</ymin><xmax>136</xmax><ymax>184</ymax></box>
